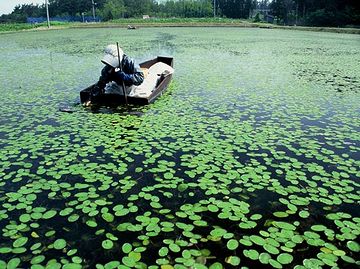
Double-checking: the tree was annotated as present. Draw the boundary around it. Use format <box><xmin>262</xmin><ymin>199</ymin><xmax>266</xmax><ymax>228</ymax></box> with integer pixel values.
<box><xmin>123</xmin><ymin>0</ymin><xmax>155</xmax><ymax>17</ymax></box>
<box><xmin>99</xmin><ymin>0</ymin><xmax>125</xmax><ymax>20</ymax></box>
<box><xmin>0</xmin><ymin>3</ymin><xmax>44</xmax><ymax>23</ymax></box>
<box><xmin>48</xmin><ymin>0</ymin><xmax>106</xmax><ymax>16</ymax></box>
<box><xmin>270</xmin><ymin>0</ymin><xmax>360</xmax><ymax>26</ymax></box>
<box><xmin>217</xmin><ymin>0</ymin><xmax>255</xmax><ymax>19</ymax></box>
<box><xmin>270</xmin><ymin>0</ymin><xmax>294</xmax><ymax>24</ymax></box>
<box><xmin>1</xmin><ymin>0</ymin><xmax>359</xmax><ymax>25</ymax></box>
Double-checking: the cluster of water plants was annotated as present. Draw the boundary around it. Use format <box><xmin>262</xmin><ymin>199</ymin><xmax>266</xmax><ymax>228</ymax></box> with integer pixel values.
<box><xmin>0</xmin><ymin>27</ymin><xmax>359</xmax><ymax>268</ymax></box>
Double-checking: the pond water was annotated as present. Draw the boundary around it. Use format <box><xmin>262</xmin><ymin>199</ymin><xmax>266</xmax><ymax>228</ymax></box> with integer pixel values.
<box><xmin>0</xmin><ymin>27</ymin><xmax>359</xmax><ymax>269</ymax></box>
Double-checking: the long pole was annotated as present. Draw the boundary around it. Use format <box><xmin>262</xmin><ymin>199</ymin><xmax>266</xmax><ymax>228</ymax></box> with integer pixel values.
<box><xmin>45</xmin><ymin>0</ymin><xmax>50</xmax><ymax>28</ymax></box>
<box><xmin>116</xmin><ymin>42</ymin><xmax>128</xmax><ymax>106</ymax></box>
<box><xmin>92</xmin><ymin>0</ymin><xmax>96</xmax><ymax>21</ymax></box>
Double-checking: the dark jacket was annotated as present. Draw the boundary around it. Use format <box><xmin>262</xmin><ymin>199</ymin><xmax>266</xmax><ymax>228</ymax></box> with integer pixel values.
<box><xmin>98</xmin><ymin>55</ymin><xmax>144</xmax><ymax>88</ymax></box>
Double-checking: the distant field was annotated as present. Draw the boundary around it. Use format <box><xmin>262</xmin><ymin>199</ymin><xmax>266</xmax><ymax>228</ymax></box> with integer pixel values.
<box><xmin>1</xmin><ymin>18</ymin><xmax>359</xmax><ymax>34</ymax></box>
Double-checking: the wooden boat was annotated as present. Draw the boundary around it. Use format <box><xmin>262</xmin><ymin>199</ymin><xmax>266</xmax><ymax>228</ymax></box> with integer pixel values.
<box><xmin>80</xmin><ymin>56</ymin><xmax>174</xmax><ymax>106</ymax></box>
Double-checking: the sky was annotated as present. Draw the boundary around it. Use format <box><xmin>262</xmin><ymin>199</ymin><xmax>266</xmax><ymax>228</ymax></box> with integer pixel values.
<box><xmin>0</xmin><ymin>0</ymin><xmax>44</xmax><ymax>15</ymax></box>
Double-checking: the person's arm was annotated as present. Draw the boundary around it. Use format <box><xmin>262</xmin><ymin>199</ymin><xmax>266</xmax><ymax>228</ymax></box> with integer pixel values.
<box><xmin>131</xmin><ymin>65</ymin><xmax>145</xmax><ymax>86</ymax></box>
<box><xmin>97</xmin><ymin>64</ymin><xmax>114</xmax><ymax>88</ymax></box>
<box><xmin>114</xmin><ymin>55</ymin><xmax>144</xmax><ymax>86</ymax></box>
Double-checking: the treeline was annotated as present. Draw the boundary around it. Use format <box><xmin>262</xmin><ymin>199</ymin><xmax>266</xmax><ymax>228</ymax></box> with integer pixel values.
<box><xmin>0</xmin><ymin>0</ymin><xmax>214</xmax><ymax>22</ymax></box>
<box><xmin>0</xmin><ymin>0</ymin><xmax>359</xmax><ymax>27</ymax></box>
<box><xmin>270</xmin><ymin>0</ymin><xmax>360</xmax><ymax>27</ymax></box>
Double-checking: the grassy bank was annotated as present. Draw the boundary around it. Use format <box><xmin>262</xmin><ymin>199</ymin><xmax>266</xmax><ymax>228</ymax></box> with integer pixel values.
<box><xmin>0</xmin><ymin>21</ymin><xmax>72</xmax><ymax>33</ymax></box>
<box><xmin>1</xmin><ymin>18</ymin><xmax>360</xmax><ymax>34</ymax></box>
<box><xmin>0</xmin><ymin>22</ymin><xmax>45</xmax><ymax>32</ymax></box>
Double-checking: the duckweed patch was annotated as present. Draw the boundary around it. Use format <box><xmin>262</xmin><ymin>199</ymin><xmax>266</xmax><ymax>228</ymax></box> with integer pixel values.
<box><xmin>0</xmin><ymin>27</ymin><xmax>359</xmax><ymax>268</ymax></box>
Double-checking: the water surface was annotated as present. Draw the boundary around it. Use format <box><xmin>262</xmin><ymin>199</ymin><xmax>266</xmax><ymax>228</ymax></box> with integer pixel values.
<box><xmin>0</xmin><ymin>27</ymin><xmax>359</xmax><ymax>269</ymax></box>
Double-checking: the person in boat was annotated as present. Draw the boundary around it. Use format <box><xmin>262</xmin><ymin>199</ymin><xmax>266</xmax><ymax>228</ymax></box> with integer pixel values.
<box><xmin>88</xmin><ymin>44</ymin><xmax>144</xmax><ymax>103</ymax></box>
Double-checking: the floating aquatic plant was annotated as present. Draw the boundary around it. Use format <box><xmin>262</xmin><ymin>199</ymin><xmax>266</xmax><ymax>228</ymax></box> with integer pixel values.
<box><xmin>0</xmin><ymin>27</ymin><xmax>359</xmax><ymax>268</ymax></box>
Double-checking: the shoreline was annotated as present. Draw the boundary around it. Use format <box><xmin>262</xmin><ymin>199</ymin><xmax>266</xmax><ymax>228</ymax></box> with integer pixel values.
<box><xmin>1</xmin><ymin>22</ymin><xmax>359</xmax><ymax>35</ymax></box>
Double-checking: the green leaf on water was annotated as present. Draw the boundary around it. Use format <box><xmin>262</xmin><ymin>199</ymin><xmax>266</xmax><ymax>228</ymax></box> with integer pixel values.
<box><xmin>159</xmin><ymin>247</ymin><xmax>169</xmax><ymax>257</ymax></box>
<box><xmin>86</xmin><ymin>220</ymin><xmax>97</xmax><ymax>227</ymax></box>
<box><xmin>95</xmin><ymin>200</ymin><xmax>107</xmax><ymax>206</ymax></box>
<box><xmin>341</xmin><ymin>255</ymin><xmax>356</xmax><ymax>263</ymax></box>
<box><xmin>264</xmin><ymin>244</ymin><xmax>279</xmax><ymax>255</ymax></box>
<box><xmin>347</xmin><ymin>241</ymin><xmax>359</xmax><ymax>252</ymax></box>
<box><xmin>129</xmin><ymin>251</ymin><xmax>141</xmax><ymax>262</ymax></box>
<box><xmin>13</xmin><ymin>237</ymin><xmax>28</xmax><ymax>248</ymax></box>
<box><xmin>243</xmin><ymin>249</ymin><xmax>259</xmax><ymax>260</ymax></box>
<box><xmin>250</xmin><ymin>214</ymin><xmax>262</xmax><ymax>220</ymax></box>
<box><xmin>210</xmin><ymin>228</ymin><xmax>227</xmax><ymax>237</ymax></box>
<box><xmin>273</xmin><ymin>221</ymin><xmax>296</xmax><ymax>230</ymax></box>
<box><xmin>0</xmin><ymin>247</ymin><xmax>12</xmax><ymax>254</ymax></box>
<box><xmin>259</xmin><ymin>252</ymin><xmax>271</xmax><ymax>264</ymax></box>
<box><xmin>19</xmin><ymin>214</ymin><xmax>31</xmax><ymax>223</ymax></box>
<box><xmin>299</xmin><ymin>210</ymin><xmax>310</xmax><ymax>218</ymax></box>
<box><xmin>6</xmin><ymin>258</ymin><xmax>21</xmax><ymax>269</ymax></box>
<box><xmin>273</xmin><ymin>211</ymin><xmax>288</xmax><ymax>218</ymax></box>
<box><xmin>269</xmin><ymin>258</ymin><xmax>283</xmax><ymax>269</ymax></box>
<box><xmin>333</xmin><ymin>250</ymin><xmax>346</xmax><ymax>256</ymax></box>
<box><xmin>122</xmin><ymin>243</ymin><xmax>132</xmax><ymax>254</ymax></box>
<box><xmin>311</xmin><ymin>225</ymin><xmax>327</xmax><ymax>232</ymax></box>
<box><xmin>62</xmin><ymin>264</ymin><xmax>82</xmax><ymax>269</ymax></box>
<box><xmin>30</xmin><ymin>255</ymin><xmax>45</xmax><ymax>264</ymax></box>
<box><xmin>226</xmin><ymin>239</ymin><xmax>239</xmax><ymax>250</ymax></box>
<box><xmin>68</xmin><ymin>214</ymin><xmax>80</xmax><ymax>222</ymax></box>
<box><xmin>54</xmin><ymin>239</ymin><xmax>66</xmax><ymax>250</ymax></box>
<box><xmin>239</xmin><ymin>238</ymin><xmax>253</xmax><ymax>246</ymax></box>
<box><xmin>277</xmin><ymin>253</ymin><xmax>293</xmax><ymax>264</ymax></box>
<box><xmin>225</xmin><ymin>256</ymin><xmax>240</xmax><ymax>266</ymax></box>
<box><xmin>42</xmin><ymin>210</ymin><xmax>57</xmax><ymax>219</ymax></box>
<box><xmin>102</xmin><ymin>213</ymin><xmax>114</xmax><ymax>222</ymax></box>
<box><xmin>209</xmin><ymin>262</ymin><xmax>223</xmax><ymax>269</ymax></box>
<box><xmin>169</xmin><ymin>243</ymin><xmax>180</xmax><ymax>253</ymax></box>
<box><xmin>122</xmin><ymin>256</ymin><xmax>136</xmax><ymax>267</ymax></box>
<box><xmin>250</xmin><ymin>235</ymin><xmax>265</xmax><ymax>245</ymax></box>
<box><xmin>102</xmin><ymin>240</ymin><xmax>113</xmax><ymax>250</ymax></box>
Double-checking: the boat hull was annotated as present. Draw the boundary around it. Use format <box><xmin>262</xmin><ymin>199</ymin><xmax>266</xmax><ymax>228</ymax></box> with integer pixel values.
<box><xmin>80</xmin><ymin>56</ymin><xmax>173</xmax><ymax>105</ymax></box>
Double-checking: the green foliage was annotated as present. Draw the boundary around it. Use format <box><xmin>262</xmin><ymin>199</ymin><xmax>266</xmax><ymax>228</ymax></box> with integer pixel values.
<box><xmin>270</xmin><ymin>0</ymin><xmax>360</xmax><ymax>26</ymax></box>
<box><xmin>156</xmin><ymin>0</ymin><xmax>213</xmax><ymax>18</ymax></box>
<box><xmin>0</xmin><ymin>23</ymin><xmax>37</xmax><ymax>31</ymax></box>
<box><xmin>109</xmin><ymin>17</ymin><xmax>243</xmax><ymax>24</ymax></box>
<box><xmin>217</xmin><ymin>0</ymin><xmax>254</xmax><ymax>19</ymax></box>
<box><xmin>49</xmin><ymin>0</ymin><xmax>106</xmax><ymax>17</ymax></box>
<box><xmin>253</xmin><ymin>13</ymin><xmax>261</xmax><ymax>22</ymax></box>
<box><xmin>1</xmin><ymin>0</ymin><xmax>359</xmax><ymax>26</ymax></box>
<box><xmin>305</xmin><ymin>9</ymin><xmax>350</xmax><ymax>27</ymax></box>
<box><xmin>98</xmin><ymin>0</ymin><xmax>126</xmax><ymax>21</ymax></box>
<box><xmin>0</xmin><ymin>22</ymin><xmax>70</xmax><ymax>32</ymax></box>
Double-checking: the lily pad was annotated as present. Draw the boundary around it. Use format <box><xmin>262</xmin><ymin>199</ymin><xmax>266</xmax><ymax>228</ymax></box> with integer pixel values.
<box><xmin>122</xmin><ymin>243</ymin><xmax>132</xmax><ymax>254</ymax></box>
<box><xmin>13</xmin><ymin>237</ymin><xmax>28</xmax><ymax>248</ymax></box>
<box><xmin>277</xmin><ymin>253</ymin><xmax>293</xmax><ymax>264</ymax></box>
<box><xmin>225</xmin><ymin>256</ymin><xmax>240</xmax><ymax>266</ymax></box>
<box><xmin>259</xmin><ymin>252</ymin><xmax>271</xmax><ymax>264</ymax></box>
<box><xmin>346</xmin><ymin>241</ymin><xmax>359</xmax><ymax>252</ymax></box>
<box><xmin>226</xmin><ymin>239</ymin><xmax>239</xmax><ymax>250</ymax></box>
<box><xmin>54</xmin><ymin>239</ymin><xmax>66</xmax><ymax>250</ymax></box>
<box><xmin>209</xmin><ymin>262</ymin><xmax>223</xmax><ymax>269</ymax></box>
<box><xmin>6</xmin><ymin>258</ymin><xmax>21</xmax><ymax>269</ymax></box>
<box><xmin>102</xmin><ymin>240</ymin><xmax>114</xmax><ymax>250</ymax></box>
